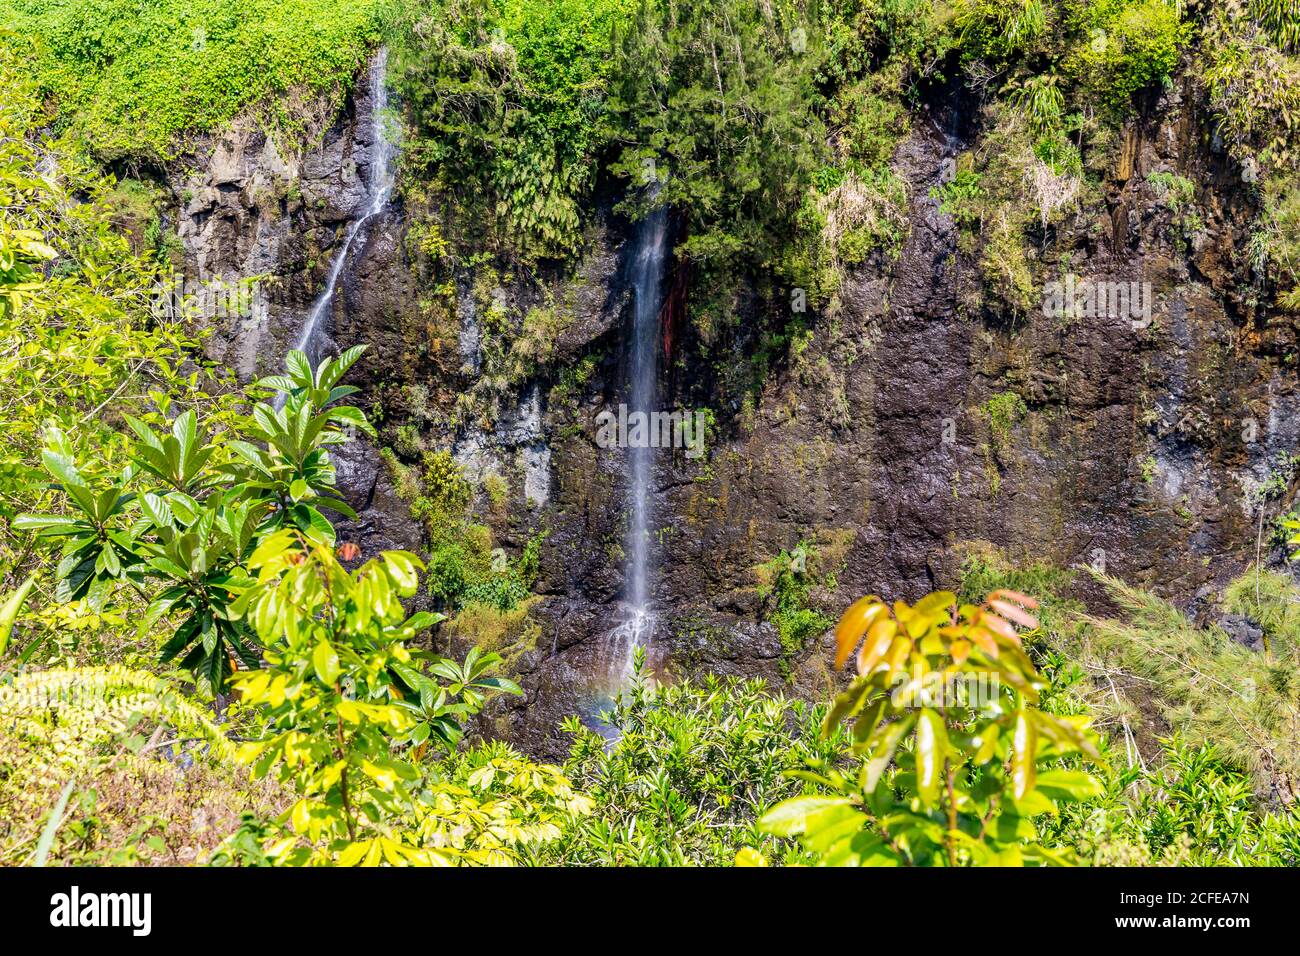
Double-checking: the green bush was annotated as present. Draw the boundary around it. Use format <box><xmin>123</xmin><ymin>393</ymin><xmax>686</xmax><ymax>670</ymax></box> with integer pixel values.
<box><xmin>14</xmin><ymin>349</ymin><xmax>375</xmax><ymax>693</ymax></box>
<box><xmin>1046</xmin><ymin>738</ymin><xmax>1300</xmax><ymax>866</ymax></box>
<box><xmin>932</xmin><ymin>164</ymin><xmax>985</xmax><ymax>229</ymax></box>
<box><xmin>0</xmin><ymin>0</ymin><xmax>386</xmax><ymax>160</ymax></box>
<box><xmin>0</xmin><ymin>44</ymin><xmax>240</xmax><ymax>606</ymax></box>
<box><xmin>757</xmin><ymin>545</ymin><xmax>833</xmax><ymax>668</ymax></box>
<box><xmin>1254</xmin><ymin>176</ymin><xmax>1300</xmax><ymax>300</ymax></box>
<box><xmin>1252</xmin><ymin>0</ymin><xmax>1300</xmax><ymax>53</ymax></box>
<box><xmin>460</xmin><ymin>574</ymin><xmax>529</xmax><ymax>611</ymax></box>
<box><xmin>1068</xmin><ymin>0</ymin><xmax>1188</xmax><ymax>112</ymax></box>
<box><xmin>389</xmin><ymin>0</ymin><xmax>632</xmax><ymax>260</ymax></box>
<box><xmin>540</xmin><ymin>653</ymin><xmax>847</xmax><ymax>866</ymax></box>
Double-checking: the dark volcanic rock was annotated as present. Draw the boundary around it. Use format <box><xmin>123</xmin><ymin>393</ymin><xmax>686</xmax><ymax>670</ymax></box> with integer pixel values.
<box><xmin>1218</xmin><ymin>613</ymin><xmax>1266</xmax><ymax>652</ymax></box>
<box><xmin>166</xmin><ymin>58</ymin><xmax>1300</xmax><ymax>760</ymax></box>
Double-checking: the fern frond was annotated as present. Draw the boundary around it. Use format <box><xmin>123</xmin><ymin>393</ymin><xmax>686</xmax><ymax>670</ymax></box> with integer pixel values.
<box><xmin>0</xmin><ymin>665</ymin><xmax>234</xmax><ymax>763</ymax></box>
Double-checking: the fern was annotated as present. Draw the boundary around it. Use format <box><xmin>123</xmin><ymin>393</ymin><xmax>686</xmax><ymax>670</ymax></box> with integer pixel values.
<box><xmin>0</xmin><ymin>665</ymin><xmax>234</xmax><ymax>763</ymax></box>
<box><xmin>1254</xmin><ymin>0</ymin><xmax>1300</xmax><ymax>52</ymax></box>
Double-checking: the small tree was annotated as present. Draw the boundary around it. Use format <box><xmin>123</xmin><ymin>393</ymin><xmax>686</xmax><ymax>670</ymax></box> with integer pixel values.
<box><xmin>231</xmin><ymin>530</ymin><xmax>436</xmax><ymax>863</ymax></box>
<box><xmin>14</xmin><ymin>348</ymin><xmax>374</xmax><ymax>692</ymax></box>
<box><xmin>227</xmin><ymin>530</ymin><xmax>576</xmax><ymax>866</ymax></box>
<box><xmin>758</xmin><ymin>589</ymin><xmax>1104</xmax><ymax>865</ymax></box>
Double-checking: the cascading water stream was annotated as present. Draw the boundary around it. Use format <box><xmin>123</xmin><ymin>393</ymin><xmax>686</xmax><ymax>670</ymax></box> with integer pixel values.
<box><xmin>280</xmin><ymin>47</ymin><xmax>394</xmax><ymax>390</ymax></box>
<box><xmin>608</xmin><ymin>203</ymin><xmax>669</xmax><ymax>681</ymax></box>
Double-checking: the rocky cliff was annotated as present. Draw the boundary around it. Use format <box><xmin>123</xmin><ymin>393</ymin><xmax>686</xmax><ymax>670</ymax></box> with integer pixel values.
<box><xmin>168</xmin><ymin>55</ymin><xmax>1299</xmax><ymax>759</ymax></box>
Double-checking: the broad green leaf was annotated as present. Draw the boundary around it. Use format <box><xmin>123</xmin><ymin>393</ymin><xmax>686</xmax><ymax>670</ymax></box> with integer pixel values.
<box><xmin>313</xmin><ymin>640</ymin><xmax>341</xmax><ymax>686</ymax></box>
<box><xmin>40</xmin><ymin>448</ymin><xmax>84</xmax><ymax>489</ymax></box>
<box><xmin>140</xmin><ymin>492</ymin><xmax>174</xmax><ymax>528</ymax></box>
<box><xmin>0</xmin><ymin>574</ymin><xmax>36</xmax><ymax>657</ymax></box>
<box><xmin>382</xmin><ymin>551</ymin><xmax>423</xmax><ymax>592</ymax></box>
<box><xmin>1011</xmin><ymin>709</ymin><xmax>1038</xmax><ymax>800</ymax></box>
<box><xmin>1035</xmin><ymin>768</ymin><xmax>1103</xmax><ymax>802</ymax></box>
<box><xmin>758</xmin><ymin>796</ymin><xmax>856</xmax><ymax>837</ymax></box>
<box><xmin>11</xmin><ymin>513</ymin><xmax>80</xmax><ymax>533</ymax></box>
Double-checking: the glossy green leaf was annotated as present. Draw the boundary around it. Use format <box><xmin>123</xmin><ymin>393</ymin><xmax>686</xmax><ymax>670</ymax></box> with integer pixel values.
<box><xmin>0</xmin><ymin>574</ymin><xmax>36</xmax><ymax>657</ymax></box>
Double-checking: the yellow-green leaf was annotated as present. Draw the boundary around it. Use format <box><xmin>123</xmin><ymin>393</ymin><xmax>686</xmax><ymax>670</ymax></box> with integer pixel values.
<box><xmin>857</xmin><ymin>617</ymin><xmax>898</xmax><ymax>675</ymax></box>
<box><xmin>734</xmin><ymin>847</ymin><xmax>768</xmax><ymax>867</ymax></box>
<box><xmin>1012</xmin><ymin>709</ymin><xmax>1038</xmax><ymax>800</ymax></box>
<box><xmin>833</xmin><ymin>595</ymin><xmax>883</xmax><ymax>669</ymax></box>
<box><xmin>0</xmin><ymin>574</ymin><xmax>36</xmax><ymax>657</ymax></box>
<box><xmin>312</xmin><ymin>640</ymin><xmax>340</xmax><ymax>686</ymax></box>
<box><xmin>915</xmin><ymin>708</ymin><xmax>947</xmax><ymax>807</ymax></box>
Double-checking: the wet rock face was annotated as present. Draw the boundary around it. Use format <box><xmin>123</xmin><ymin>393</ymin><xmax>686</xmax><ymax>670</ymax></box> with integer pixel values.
<box><xmin>502</xmin><ymin>79</ymin><xmax>1299</xmax><ymax>758</ymax></box>
<box><xmin>1218</xmin><ymin>613</ymin><xmax>1266</xmax><ymax>652</ymax></box>
<box><xmin>655</xmin><ymin>78</ymin><xmax>1296</xmax><ymax>632</ymax></box>
<box><xmin>171</xmin><ymin>80</ymin><xmax>381</xmax><ymax>380</ymax></box>
<box><xmin>171</xmin><ymin>63</ymin><xmax>1298</xmax><ymax>759</ymax></box>
<box><xmin>167</xmin><ymin>69</ymin><xmax>418</xmax><ymax>567</ymax></box>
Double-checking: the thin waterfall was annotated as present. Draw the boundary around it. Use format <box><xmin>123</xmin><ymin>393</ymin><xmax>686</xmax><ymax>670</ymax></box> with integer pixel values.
<box><xmin>285</xmin><ymin>47</ymin><xmax>395</xmax><ymax>375</ymax></box>
<box><xmin>608</xmin><ymin>203</ymin><xmax>669</xmax><ymax>680</ymax></box>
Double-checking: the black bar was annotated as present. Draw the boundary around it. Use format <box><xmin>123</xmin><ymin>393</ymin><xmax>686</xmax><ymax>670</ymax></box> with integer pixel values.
<box><xmin>0</xmin><ymin>865</ymin><xmax>1281</xmax><ymax>943</ymax></box>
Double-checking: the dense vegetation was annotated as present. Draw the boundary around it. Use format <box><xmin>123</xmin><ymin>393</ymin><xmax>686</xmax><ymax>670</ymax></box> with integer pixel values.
<box><xmin>0</xmin><ymin>0</ymin><xmax>386</xmax><ymax>160</ymax></box>
<box><xmin>2</xmin><ymin>0</ymin><xmax>1300</xmax><ymax>868</ymax></box>
<box><xmin>381</xmin><ymin>0</ymin><xmax>1300</xmax><ymax>405</ymax></box>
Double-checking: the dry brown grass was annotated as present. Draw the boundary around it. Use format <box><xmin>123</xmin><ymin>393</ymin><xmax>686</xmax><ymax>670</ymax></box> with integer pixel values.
<box><xmin>0</xmin><ymin>731</ymin><xmax>284</xmax><ymax>866</ymax></box>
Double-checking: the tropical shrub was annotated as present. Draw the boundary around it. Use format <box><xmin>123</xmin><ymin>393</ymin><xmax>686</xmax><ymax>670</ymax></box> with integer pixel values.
<box><xmin>1046</xmin><ymin>738</ymin><xmax>1300</xmax><ymax>866</ymax></box>
<box><xmin>0</xmin><ymin>664</ymin><xmax>234</xmax><ymax>765</ymax></box>
<box><xmin>1254</xmin><ymin>0</ymin><xmax>1300</xmax><ymax>52</ymax></box>
<box><xmin>540</xmin><ymin>652</ymin><xmax>847</xmax><ymax>866</ymax></box>
<box><xmin>607</xmin><ymin>0</ymin><xmax>835</xmax><ymax>320</ymax></box>
<box><xmin>758</xmin><ymin>588</ymin><xmax>1104</xmax><ymax>865</ymax></box>
<box><xmin>222</xmin><ymin>531</ymin><xmax>580</xmax><ymax>866</ymax></box>
<box><xmin>13</xmin><ymin>349</ymin><xmax>375</xmax><ymax>692</ymax></box>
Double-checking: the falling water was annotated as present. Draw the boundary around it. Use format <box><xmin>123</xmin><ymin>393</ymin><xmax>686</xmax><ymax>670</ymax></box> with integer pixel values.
<box><xmin>608</xmin><ymin>203</ymin><xmax>669</xmax><ymax>680</ymax></box>
<box><xmin>286</xmin><ymin>47</ymin><xmax>395</xmax><ymax>372</ymax></box>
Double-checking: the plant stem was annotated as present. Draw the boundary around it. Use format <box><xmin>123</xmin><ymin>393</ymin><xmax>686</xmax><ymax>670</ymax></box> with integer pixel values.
<box><xmin>336</xmin><ymin>708</ymin><xmax>356</xmax><ymax>842</ymax></box>
<box><xmin>945</xmin><ymin>762</ymin><xmax>958</xmax><ymax>867</ymax></box>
